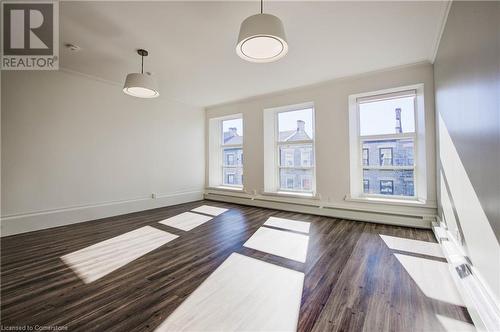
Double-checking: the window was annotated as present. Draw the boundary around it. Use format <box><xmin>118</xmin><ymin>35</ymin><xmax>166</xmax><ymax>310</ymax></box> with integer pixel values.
<box><xmin>277</xmin><ymin>108</ymin><xmax>315</xmax><ymax>193</ymax></box>
<box><xmin>380</xmin><ymin>180</ymin><xmax>394</xmax><ymax>195</ymax></box>
<box><xmin>264</xmin><ymin>103</ymin><xmax>316</xmax><ymax>195</ymax></box>
<box><xmin>221</xmin><ymin>118</ymin><xmax>243</xmax><ymax>187</ymax></box>
<box><xmin>302</xmin><ymin>175</ymin><xmax>311</xmax><ymax>190</ymax></box>
<box><xmin>208</xmin><ymin>115</ymin><xmax>243</xmax><ymax>188</ymax></box>
<box><xmin>362</xmin><ymin>148</ymin><xmax>369</xmax><ymax>166</ymax></box>
<box><xmin>349</xmin><ymin>85</ymin><xmax>426</xmax><ymax>201</ymax></box>
<box><xmin>379</xmin><ymin>147</ymin><xmax>393</xmax><ymax>166</ymax></box>
<box><xmin>284</xmin><ymin>149</ymin><xmax>294</xmax><ymax>166</ymax></box>
<box><xmin>301</xmin><ymin>150</ymin><xmax>311</xmax><ymax>167</ymax></box>
<box><xmin>360</xmin><ymin>96</ymin><xmax>415</xmax><ymax>197</ymax></box>
<box><xmin>363</xmin><ymin>179</ymin><xmax>370</xmax><ymax>192</ymax></box>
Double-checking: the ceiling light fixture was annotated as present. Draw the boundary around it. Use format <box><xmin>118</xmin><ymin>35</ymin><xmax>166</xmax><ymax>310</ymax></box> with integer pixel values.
<box><xmin>236</xmin><ymin>0</ymin><xmax>288</xmax><ymax>63</ymax></box>
<box><xmin>123</xmin><ymin>49</ymin><xmax>159</xmax><ymax>98</ymax></box>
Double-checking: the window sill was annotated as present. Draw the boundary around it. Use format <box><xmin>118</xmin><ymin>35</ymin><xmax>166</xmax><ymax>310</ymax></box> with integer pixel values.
<box><xmin>262</xmin><ymin>191</ymin><xmax>317</xmax><ymax>199</ymax></box>
<box><xmin>344</xmin><ymin>195</ymin><xmax>436</xmax><ymax>208</ymax></box>
<box><xmin>208</xmin><ymin>186</ymin><xmax>244</xmax><ymax>192</ymax></box>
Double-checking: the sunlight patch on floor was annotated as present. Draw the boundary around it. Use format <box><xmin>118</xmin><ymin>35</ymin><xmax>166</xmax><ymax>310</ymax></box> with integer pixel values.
<box><xmin>380</xmin><ymin>234</ymin><xmax>445</xmax><ymax>258</ymax></box>
<box><xmin>243</xmin><ymin>227</ymin><xmax>309</xmax><ymax>263</ymax></box>
<box><xmin>159</xmin><ymin>212</ymin><xmax>212</xmax><ymax>231</ymax></box>
<box><xmin>395</xmin><ymin>253</ymin><xmax>464</xmax><ymax>307</ymax></box>
<box><xmin>155</xmin><ymin>253</ymin><xmax>304</xmax><ymax>332</ymax></box>
<box><xmin>264</xmin><ymin>216</ymin><xmax>310</xmax><ymax>234</ymax></box>
<box><xmin>61</xmin><ymin>226</ymin><xmax>178</xmax><ymax>283</ymax></box>
<box><xmin>191</xmin><ymin>205</ymin><xmax>228</xmax><ymax>216</ymax></box>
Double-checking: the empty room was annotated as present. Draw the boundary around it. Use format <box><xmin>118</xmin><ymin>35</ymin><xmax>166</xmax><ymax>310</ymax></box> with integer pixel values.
<box><xmin>1</xmin><ymin>1</ymin><xmax>499</xmax><ymax>331</ymax></box>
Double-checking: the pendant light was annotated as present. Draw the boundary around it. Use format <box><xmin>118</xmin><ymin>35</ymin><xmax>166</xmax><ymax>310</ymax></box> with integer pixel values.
<box><xmin>236</xmin><ymin>0</ymin><xmax>288</xmax><ymax>63</ymax></box>
<box><xmin>123</xmin><ymin>49</ymin><xmax>159</xmax><ymax>98</ymax></box>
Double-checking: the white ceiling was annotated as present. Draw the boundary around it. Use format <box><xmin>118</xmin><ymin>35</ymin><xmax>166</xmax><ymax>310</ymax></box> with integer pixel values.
<box><xmin>60</xmin><ymin>1</ymin><xmax>449</xmax><ymax>107</ymax></box>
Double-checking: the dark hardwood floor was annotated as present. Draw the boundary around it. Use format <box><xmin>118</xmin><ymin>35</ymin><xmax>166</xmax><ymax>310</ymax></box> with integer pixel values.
<box><xmin>1</xmin><ymin>200</ymin><xmax>473</xmax><ymax>331</ymax></box>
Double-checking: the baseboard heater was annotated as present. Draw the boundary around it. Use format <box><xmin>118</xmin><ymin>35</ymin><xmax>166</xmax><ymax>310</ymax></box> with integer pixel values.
<box><xmin>432</xmin><ymin>222</ymin><xmax>500</xmax><ymax>331</ymax></box>
<box><xmin>204</xmin><ymin>190</ymin><xmax>433</xmax><ymax>229</ymax></box>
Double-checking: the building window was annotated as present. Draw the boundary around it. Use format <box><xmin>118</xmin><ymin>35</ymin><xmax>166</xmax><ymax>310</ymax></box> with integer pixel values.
<box><xmin>362</xmin><ymin>148</ymin><xmax>369</xmax><ymax>166</ymax></box>
<box><xmin>264</xmin><ymin>103</ymin><xmax>315</xmax><ymax>195</ymax></box>
<box><xmin>380</xmin><ymin>180</ymin><xmax>394</xmax><ymax>195</ymax></box>
<box><xmin>284</xmin><ymin>150</ymin><xmax>294</xmax><ymax>166</ymax></box>
<box><xmin>301</xmin><ymin>176</ymin><xmax>311</xmax><ymax>190</ymax></box>
<box><xmin>301</xmin><ymin>150</ymin><xmax>311</xmax><ymax>167</ymax></box>
<box><xmin>349</xmin><ymin>85</ymin><xmax>425</xmax><ymax>200</ymax></box>
<box><xmin>277</xmin><ymin>108</ymin><xmax>315</xmax><ymax>193</ymax></box>
<box><xmin>363</xmin><ymin>179</ymin><xmax>369</xmax><ymax>192</ymax></box>
<box><xmin>208</xmin><ymin>114</ymin><xmax>243</xmax><ymax>188</ymax></box>
<box><xmin>379</xmin><ymin>147</ymin><xmax>393</xmax><ymax>166</ymax></box>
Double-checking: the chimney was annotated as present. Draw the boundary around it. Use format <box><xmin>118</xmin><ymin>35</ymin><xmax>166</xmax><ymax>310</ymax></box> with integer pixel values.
<box><xmin>297</xmin><ymin>120</ymin><xmax>305</xmax><ymax>132</ymax></box>
<box><xmin>395</xmin><ymin>108</ymin><xmax>402</xmax><ymax>133</ymax></box>
<box><xmin>229</xmin><ymin>127</ymin><xmax>238</xmax><ymax>136</ymax></box>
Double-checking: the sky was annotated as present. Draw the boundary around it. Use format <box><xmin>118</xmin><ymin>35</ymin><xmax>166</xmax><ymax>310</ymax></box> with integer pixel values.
<box><xmin>222</xmin><ymin>109</ymin><xmax>314</xmax><ymax>138</ymax></box>
<box><xmin>359</xmin><ymin>96</ymin><xmax>415</xmax><ymax>136</ymax></box>
<box><xmin>221</xmin><ymin>98</ymin><xmax>411</xmax><ymax>139</ymax></box>
<box><xmin>278</xmin><ymin>108</ymin><xmax>314</xmax><ymax>138</ymax></box>
<box><xmin>222</xmin><ymin>118</ymin><xmax>243</xmax><ymax>136</ymax></box>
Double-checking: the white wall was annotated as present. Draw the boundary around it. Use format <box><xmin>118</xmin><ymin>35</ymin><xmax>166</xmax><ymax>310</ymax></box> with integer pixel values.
<box><xmin>1</xmin><ymin>70</ymin><xmax>205</xmax><ymax>236</ymax></box>
<box><xmin>205</xmin><ymin>62</ymin><xmax>437</xmax><ymax>224</ymax></box>
<box><xmin>434</xmin><ymin>1</ymin><xmax>500</xmax><ymax>301</ymax></box>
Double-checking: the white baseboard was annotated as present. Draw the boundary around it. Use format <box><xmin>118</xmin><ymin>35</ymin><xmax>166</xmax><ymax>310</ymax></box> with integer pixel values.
<box><xmin>432</xmin><ymin>219</ymin><xmax>500</xmax><ymax>332</ymax></box>
<box><xmin>0</xmin><ymin>190</ymin><xmax>203</xmax><ymax>237</ymax></box>
<box><xmin>205</xmin><ymin>190</ymin><xmax>434</xmax><ymax>229</ymax></box>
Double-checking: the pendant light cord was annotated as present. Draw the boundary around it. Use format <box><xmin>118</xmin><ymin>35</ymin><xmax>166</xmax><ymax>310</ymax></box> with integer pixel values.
<box><xmin>141</xmin><ymin>54</ymin><xmax>144</xmax><ymax>74</ymax></box>
<box><xmin>260</xmin><ymin>0</ymin><xmax>263</xmax><ymax>13</ymax></box>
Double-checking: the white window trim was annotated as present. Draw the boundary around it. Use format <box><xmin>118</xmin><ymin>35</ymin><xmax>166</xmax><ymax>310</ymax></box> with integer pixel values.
<box><xmin>208</xmin><ymin>113</ymin><xmax>244</xmax><ymax>190</ymax></box>
<box><xmin>264</xmin><ymin>102</ymin><xmax>316</xmax><ymax>195</ymax></box>
<box><xmin>348</xmin><ymin>84</ymin><xmax>427</xmax><ymax>203</ymax></box>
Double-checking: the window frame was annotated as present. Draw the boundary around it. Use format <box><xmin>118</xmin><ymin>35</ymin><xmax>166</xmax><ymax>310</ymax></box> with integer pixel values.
<box><xmin>359</xmin><ymin>96</ymin><xmax>417</xmax><ymax>199</ymax></box>
<box><xmin>348</xmin><ymin>84</ymin><xmax>426</xmax><ymax>202</ymax></box>
<box><xmin>275</xmin><ymin>108</ymin><xmax>316</xmax><ymax>194</ymax></box>
<box><xmin>264</xmin><ymin>102</ymin><xmax>316</xmax><ymax>195</ymax></box>
<box><xmin>208</xmin><ymin>113</ymin><xmax>244</xmax><ymax>189</ymax></box>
